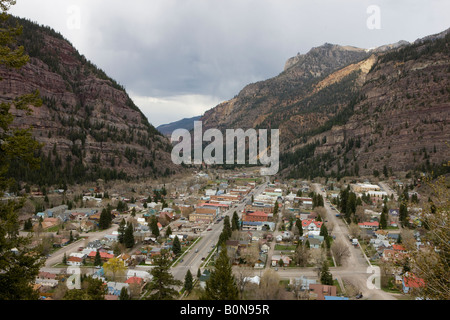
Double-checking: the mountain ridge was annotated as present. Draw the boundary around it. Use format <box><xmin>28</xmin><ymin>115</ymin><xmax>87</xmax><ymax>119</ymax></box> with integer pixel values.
<box><xmin>200</xmin><ymin>28</ymin><xmax>450</xmax><ymax>179</ymax></box>
<box><xmin>0</xmin><ymin>16</ymin><xmax>179</xmax><ymax>186</ymax></box>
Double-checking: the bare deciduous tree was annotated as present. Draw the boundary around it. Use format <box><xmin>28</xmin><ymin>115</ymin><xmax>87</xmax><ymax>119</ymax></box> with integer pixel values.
<box><xmin>348</xmin><ymin>222</ymin><xmax>361</xmax><ymax>239</ymax></box>
<box><xmin>294</xmin><ymin>243</ymin><xmax>310</xmax><ymax>267</ymax></box>
<box><xmin>234</xmin><ymin>267</ymin><xmax>255</xmax><ymax>299</ymax></box>
<box><xmin>331</xmin><ymin>240</ymin><xmax>350</xmax><ymax>266</ymax></box>
<box><xmin>256</xmin><ymin>269</ymin><xmax>288</xmax><ymax>300</ymax></box>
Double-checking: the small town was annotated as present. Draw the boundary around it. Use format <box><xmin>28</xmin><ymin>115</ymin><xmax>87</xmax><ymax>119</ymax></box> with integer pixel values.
<box><xmin>11</xmin><ymin>166</ymin><xmax>438</xmax><ymax>301</ymax></box>
<box><xmin>0</xmin><ymin>0</ymin><xmax>448</xmax><ymax>309</ymax></box>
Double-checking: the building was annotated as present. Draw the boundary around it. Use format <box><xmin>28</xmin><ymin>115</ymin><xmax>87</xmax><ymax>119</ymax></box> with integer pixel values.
<box><xmin>350</xmin><ymin>183</ymin><xmax>381</xmax><ymax>193</ymax></box>
<box><xmin>242</xmin><ymin>211</ymin><xmax>268</xmax><ymax>222</ymax></box>
<box><xmin>309</xmin><ymin>284</ymin><xmax>337</xmax><ymax>300</ymax></box>
<box><xmin>189</xmin><ymin>207</ymin><xmax>217</xmax><ymax>223</ymax></box>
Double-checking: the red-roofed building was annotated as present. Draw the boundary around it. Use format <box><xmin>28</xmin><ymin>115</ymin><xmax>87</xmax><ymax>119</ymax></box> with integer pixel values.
<box><xmin>402</xmin><ymin>273</ymin><xmax>425</xmax><ymax>294</ymax></box>
<box><xmin>392</xmin><ymin>244</ymin><xmax>407</xmax><ymax>253</ymax></box>
<box><xmin>358</xmin><ymin>221</ymin><xmax>379</xmax><ymax>230</ymax></box>
<box><xmin>302</xmin><ymin>219</ymin><xmax>323</xmax><ymax>232</ymax></box>
<box><xmin>67</xmin><ymin>256</ymin><xmax>83</xmax><ymax>266</ymax></box>
<box><xmin>88</xmin><ymin>251</ymin><xmax>114</xmax><ymax>262</ymax></box>
<box><xmin>125</xmin><ymin>277</ymin><xmax>144</xmax><ymax>285</ymax></box>
<box><xmin>243</xmin><ymin>211</ymin><xmax>268</xmax><ymax>222</ymax></box>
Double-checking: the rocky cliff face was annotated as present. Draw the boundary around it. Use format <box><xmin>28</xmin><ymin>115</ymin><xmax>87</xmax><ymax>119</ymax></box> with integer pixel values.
<box><xmin>0</xmin><ymin>17</ymin><xmax>178</xmax><ymax>185</ymax></box>
<box><xmin>201</xmin><ymin>29</ymin><xmax>450</xmax><ymax>178</ymax></box>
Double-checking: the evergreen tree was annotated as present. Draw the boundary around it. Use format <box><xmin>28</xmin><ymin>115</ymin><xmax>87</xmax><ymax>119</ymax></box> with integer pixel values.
<box><xmin>380</xmin><ymin>204</ymin><xmax>388</xmax><ymax>229</ymax></box>
<box><xmin>172</xmin><ymin>235</ymin><xmax>181</xmax><ymax>256</ymax></box>
<box><xmin>218</xmin><ymin>216</ymin><xmax>232</xmax><ymax>246</ymax></box>
<box><xmin>0</xmin><ymin>2</ymin><xmax>44</xmax><ymax>299</ymax></box>
<box><xmin>94</xmin><ymin>250</ymin><xmax>102</xmax><ymax>266</ymax></box>
<box><xmin>197</xmin><ymin>268</ymin><xmax>201</xmax><ymax>278</ymax></box>
<box><xmin>320</xmin><ymin>260</ymin><xmax>333</xmax><ymax>285</ymax></box>
<box><xmin>124</xmin><ymin>223</ymin><xmax>135</xmax><ymax>248</ymax></box>
<box><xmin>98</xmin><ymin>207</ymin><xmax>112</xmax><ymax>230</ymax></box>
<box><xmin>63</xmin><ymin>253</ymin><xmax>67</xmax><ymax>265</ymax></box>
<box><xmin>147</xmin><ymin>249</ymin><xmax>182</xmax><ymax>300</ymax></box>
<box><xmin>184</xmin><ymin>269</ymin><xmax>193</xmax><ymax>293</ymax></box>
<box><xmin>118</xmin><ymin>218</ymin><xmax>126</xmax><ymax>244</ymax></box>
<box><xmin>273</xmin><ymin>200</ymin><xmax>279</xmax><ymax>215</ymax></box>
<box><xmin>399</xmin><ymin>202</ymin><xmax>408</xmax><ymax>227</ymax></box>
<box><xmin>231</xmin><ymin>211</ymin><xmax>239</xmax><ymax>231</ymax></box>
<box><xmin>165</xmin><ymin>225</ymin><xmax>172</xmax><ymax>238</ymax></box>
<box><xmin>200</xmin><ymin>246</ymin><xmax>239</xmax><ymax>300</ymax></box>
<box><xmin>119</xmin><ymin>287</ymin><xmax>130</xmax><ymax>300</ymax></box>
<box><xmin>150</xmin><ymin>216</ymin><xmax>160</xmax><ymax>237</ymax></box>
<box><xmin>296</xmin><ymin>219</ymin><xmax>303</xmax><ymax>237</ymax></box>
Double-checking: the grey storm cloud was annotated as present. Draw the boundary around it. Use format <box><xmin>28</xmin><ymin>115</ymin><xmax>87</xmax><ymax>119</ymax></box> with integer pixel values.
<box><xmin>9</xmin><ymin>0</ymin><xmax>450</xmax><ymax>126</ymax></box>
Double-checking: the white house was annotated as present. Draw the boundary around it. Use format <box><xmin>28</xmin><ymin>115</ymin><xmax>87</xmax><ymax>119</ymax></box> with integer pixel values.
<box><xmin>67</xmin><ymin>256</ymin><xmax>83</xmax><ymax>266</ymax></box>
<box><xmin>302</xmin><ymin>219</ymin><xmax>323</xmax><ymax>236</ymax></box>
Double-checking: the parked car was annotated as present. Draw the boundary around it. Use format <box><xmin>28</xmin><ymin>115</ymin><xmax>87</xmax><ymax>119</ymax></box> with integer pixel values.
<box><xmin>356</xmin><ymin>293</ymin><xmax>363</xmax><ymax>299</ymax></box>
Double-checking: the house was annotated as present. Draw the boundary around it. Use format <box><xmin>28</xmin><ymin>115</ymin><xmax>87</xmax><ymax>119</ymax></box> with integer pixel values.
<box><xmin>382</xmin><ymin>249</ymin><xmax>406</xmax><ymax>263</ymax></box>
<box><xmin>106</xmin><ymin>282</ymin><xmax>129</xmax><ymax>296</ymax></box>
<box><xmin>127</xmin><ymin>270</ymin><xmax>152</xmax><ymax>282</ymax></box>
<box><xmin>271</xmin><ymin>254</ymin><xmax>292</xmax><ymax>267</ymax></box>
<box><xmin>53</xmin><ymin>235</ymin><xmax>70</xmax><ymax>247</ymax></box>
<box><xmin>306</xmin><ymin>237</ymin><xmax>322</xmax><ymax>249</ymax></box>
<box><xmin>290</xmin><ymin>276</ymin><xmax>317</xmax><ymax>290</ymax></box>
<box><xmin>402</xmin><ymin>273</ymin><xmax>425</xmax><ymax>294</ymax></box>
<box><xmin>358</xmin><ymin>221</ymin><xmax>379</xmax><ymax>230</ymax></box>
<box><xmin>302</xmin><ymin>219</ymin><xmax>323</xmax><ymax>235</ymax></box>
<box><xmin>125</xmin><ymin>277</ymin><xmax>146</xmax><ymax>295</ymax></box>
<box><xmin>80</xmin><ymin>220</ymin><xmax>95</xmax><ymax>232</ymax></box>
<box><xmin>309</xmin><ymin>284</ymin><xmax>337</xmax><ymax>300</ymax></box>
<box><xmin>67</xmin><ymin>256</ymin><xmax>83</xmax><ymax>266</ymax></box>
<box><xmin>40</xmin><ymin>217</ymin><xmax>60</xmax><ymax>230</ymax></box>
<box><xmin>261</xmin><ymin>243</ymin><xmax>270</xmax><ymax>253</ymax></box>
<box><xmin>117</xmin><ymin>253</ymin><xmax>132</xmax><ymax>266</ymax></box>
<box><xmin>392</xmin><ymin>244</ymin><xmax>407</xmax><ymax>253</ymax></box>
<box><xmin>87</xmin><ymin>250</ymin><xmax>114</xmax><ymax>262</ymax></box>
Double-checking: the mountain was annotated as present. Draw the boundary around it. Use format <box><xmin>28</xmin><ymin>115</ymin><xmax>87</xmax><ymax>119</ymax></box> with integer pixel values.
<box><xmin>0</xmin><ymin>16</ymin><xmax>178</xmax><ymax>186</ymax></box>
<box><xmin>201</xmin><ymin>29</ymin><xmax>450</xmax><ymax>179</ymax></box>
<box><xmin>157</xmin><ymin>116</ymin><xmax>201</xmax><ymax>137</ymax></box>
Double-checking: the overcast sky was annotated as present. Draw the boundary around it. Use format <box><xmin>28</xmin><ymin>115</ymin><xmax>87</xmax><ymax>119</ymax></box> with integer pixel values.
<box><xmin>9</xmin><ymin>0</ymin><xmax>450</xmax><ymax>127</ymax></box>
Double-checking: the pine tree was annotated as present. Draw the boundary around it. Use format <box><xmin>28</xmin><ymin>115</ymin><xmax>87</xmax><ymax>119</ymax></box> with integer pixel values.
<box><xmin>119</xmin><ymin>287</ymin><xmax>130</xmax><ymax>300</ymax></box>
<box><xmin>296</xmin><ymin>219</ymin><xmax>303</xmax><ymax>237</ymax></box>
<box><xmin>231</xmin><ymin>211</ymin><xmax>239</xmax><ymax>231</ymax></box>
<box><xmin>147</xmin><ymin>249</ymin><xmax>182</xmax><ymax>300</ymax></box>
<box><xmin>99</xmin><ymin>207</ymin><xmax>111</xmax><ymax>230</ymax></box>
<box><xmin>172</xmin><ymin>235</ymin><xmax>181</xmax><ymax>256</ymax></box>
<box><xmin>320</xmin><ymin>260</ymin><xmax>333</xmax><ymax>285</ymax></box>
<box><xmin>124</xmin><ymin>223</ymin><xmax>135</xmax><ymax>248</ymax></box>
<box><xmin>118</xmin><ymin>218</ymin><xmax>126</xmax><ymax>244</ymax></box>
<box><xmin>165</xmin><ymin>225</ymin><xmax>172</xmax><ymax>237</ymax></box>
<box><xmin>184</xmin><ymin>269</ymin><xmax>193</xmax><ymax>293</ymax></box>
<box><xmin>273</xmin><ymin>200</ymin><xmax>279</xmax><ymax>215</ymax></box>
<box><xmin>150</xmin><ymin>216</ymin><xmax>160</xmax><ymax>237</ymax></box>
<box><xmin>0</xmin><ymin>2</ymin><xmax>44</xmax><ymax>300</ymax></box>
<box><xmin>399</xmin><ymin>202</ymin><xmax>408</xmax><ymax>227</ymax></box>
<box><xmin>94</xmin><ymin>250</ymin><xmax>102</xmax><ymax>266</ymax></box>
<box><xmin>380</xmin><ymin>204</ymin><xmax>388</xmax><ymax>229</ymax></box>
<box><xmin>200</xmin><ymin>246</ymin><xmax>239</xmax><ymax>300</ymax></box>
